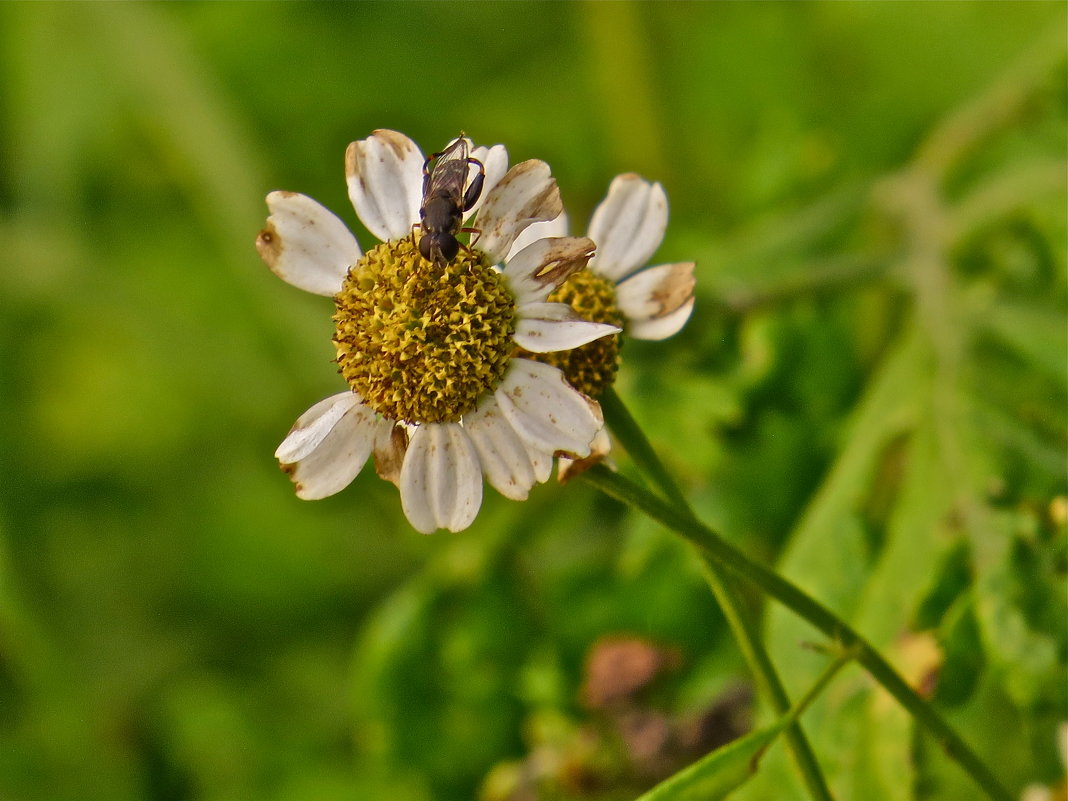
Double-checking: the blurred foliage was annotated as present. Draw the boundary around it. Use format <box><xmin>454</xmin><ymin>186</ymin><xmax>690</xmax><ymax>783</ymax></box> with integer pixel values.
<box><xmin>0</xmin><ymin>3</ymin><xmax>1065</xmax><ymax>801</ymax></box>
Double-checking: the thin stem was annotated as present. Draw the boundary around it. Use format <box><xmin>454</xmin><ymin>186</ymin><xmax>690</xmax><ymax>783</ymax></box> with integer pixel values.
<box><xmin>787</xmin><ymin>642</ymin><xmax>860</xmax><ymax>729</ymax></box>
<box><xmin>580</xmin><ymin>464</ymin><xmax>1013</xmax><ymax>801</ymax></box>
<box><xmin>600</xmin><ymin>389</ymin><xmax>690</xmax><ymax>511</ymax></box>
<box><xmin>601</xmin><ymin>388</ymin><xmax>834</xmax><ymax>801</ymax></box>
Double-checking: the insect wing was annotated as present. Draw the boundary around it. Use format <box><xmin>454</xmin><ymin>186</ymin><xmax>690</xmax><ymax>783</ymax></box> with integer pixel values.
<box><xmin>423</xmin><ymin>137</ymin><xmax>470</xmax><ymax>206</ymax></box>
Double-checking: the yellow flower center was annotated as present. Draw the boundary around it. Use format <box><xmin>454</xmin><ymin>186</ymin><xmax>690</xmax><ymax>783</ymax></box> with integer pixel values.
<box><xmin>524</xmin><ymin>269</ymin><xmax>623</xmax><ymax>398</ymax></box>
<box><xmin>333</xmin><ymin>238</ymin><xmax>517</xmax><ymax>424</ymax></box>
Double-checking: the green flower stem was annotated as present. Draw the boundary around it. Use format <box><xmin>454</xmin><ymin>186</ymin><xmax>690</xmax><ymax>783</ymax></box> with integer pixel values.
<box><xmin>785</xmin><ymin>641</ymin><xmax>861</xmax><ymax>731</ymax></box>
<box><xmin>600</xmin><ymin>389</ymin><xmax>833</xmax><ymax>801</ymax></box>
<box><xmin>580</xmin><ymin>461</ymin><xmax>1013</xmax><ymax>801</ymax></box>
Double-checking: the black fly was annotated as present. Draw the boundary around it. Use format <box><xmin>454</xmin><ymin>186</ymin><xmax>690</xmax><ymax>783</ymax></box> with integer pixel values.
<box><xmin>418</xmin><ymin>134</ymin><xmax>486</xmax><ymax>266</ymax></box>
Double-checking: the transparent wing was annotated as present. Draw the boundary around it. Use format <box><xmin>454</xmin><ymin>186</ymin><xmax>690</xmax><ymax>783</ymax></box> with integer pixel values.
<box><xmin>422</xmin><ymin>136</ymin><xmax>470</xmax><ymax>206</ymax></box>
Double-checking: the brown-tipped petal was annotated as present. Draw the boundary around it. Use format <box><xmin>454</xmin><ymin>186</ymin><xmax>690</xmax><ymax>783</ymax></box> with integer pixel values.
<box><xmin>616</xmin><ymin>262</ymin><xmax>696</xmax><ymax>322</ymax></box>
<box><xmin>475</xmin><ymin>159</ymin><xmax>563</xmax><ymax>263</ymax></box>
<box><xmin>257</xmin><ymin>191</ymin><xmax>360</xmax><ymax>296</ymax></box>
<box><xmin>503</xmin><ymin>236</ymin><xmax>596</xmax><ymax>305</ymax></box>
<box><xmin>345</xmin><ymin>130</ymin><xmax>424</xmax><ymax>243</ymax></box>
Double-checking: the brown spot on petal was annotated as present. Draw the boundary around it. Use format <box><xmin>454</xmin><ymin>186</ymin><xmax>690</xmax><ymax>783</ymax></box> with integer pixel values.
<box><xmin>256</xmin><ymin>222</ymin><xmax>281</xmax><ymax>268</ymax></box>
<box><xmin>279</xmin><ymin>461</ymin><xmax>305</xmax><ymax>496</ymax></box>
<box><xmin>532</xmin><ymin>237</ymin><xmax>597</xmax><ymax>290</ymax></box>
<box><xmin>649</xmin><ymin>263</ymin><xmax>696</xmax><ymax>317</ymax></box>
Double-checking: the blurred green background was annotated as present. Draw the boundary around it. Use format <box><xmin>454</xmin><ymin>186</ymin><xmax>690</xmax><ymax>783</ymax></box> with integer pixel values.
<box><xmin>1</xmin><ymin>3</ymin><xmax>1065</xmax><ymax>800</ymax></box>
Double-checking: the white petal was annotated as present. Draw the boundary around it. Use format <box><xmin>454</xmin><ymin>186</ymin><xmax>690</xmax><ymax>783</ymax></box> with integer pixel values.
<box><xmin>514</xmin><ymin>302</ymin><xmax>621</xmax><ymax>353</ymax></box>
<box><xmin>519</xmin><ymin>440</ymin><xmax>554</xmax><ymax>484</ymax></box>
<box><xmin>464</xmin><ymin>396</ymin><xmax>540</xmax><ymax>500</ymax></box>
<box><xmin>466</xmin><ymin>143</ymin><xmax>509</xmax><ymax>219</ymax></box>
<box><xmin>628</xmin><ymin>297</ymin><xmax>695</xmax><ymax>340</ymax></box>
<box><xmin>275</xmin><ymin>391</ymin><xmax>361</xmax><ymax>463</ymax></box>
<box><xmin>276</xmin><ymin>394</ymin><xmax>385</xmax><ymax>500</ymax></box>
<box><xmin>505</xmin><ymin>211</ymin><xmax>570</xmax><ymax>262</ymax></box>
<box><xmin>495</xmin><ymin>359</ymin><xmax>604</xmax><ymax>458</ymax></box>
<box><xmin>400</xmin><ymin>423</ymin><xmax>483</xmax><ymax>534</ymax></box>
<box><xmin>587</xmin><ymin>174</ymin><xmax>668</xmax><ymax>281</ymax></box>
<box><xmin>256</xmin><ymin>192</ymin><xmax>361</xmax><ymax>296</ymax></box>
<box><xmin>345</xmin><ymin>129</ymin><xmax>424</xmax><ymax>242</ymax></box>
<box><xmin>475</xmin><ymin>160</ymin><xmax>563</xmax><ymax>263</ymax></box>
<box><xmin>502</xmin><ymin>237</ymin><xmax>596</xmax><ymax>306</ymax></box>
<box><xmin>616</xmin><ymin>262</ymin><xmax>696</xmax><ymax>321</ymax></box>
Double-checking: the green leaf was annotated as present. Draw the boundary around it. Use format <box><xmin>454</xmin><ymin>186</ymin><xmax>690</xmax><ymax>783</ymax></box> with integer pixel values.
<box><xmin>967</xmin><ymin>507</ymin><xmax>1062</xmax><ymax>709</ymax></box>
<box><xmin>979</xmin><ymin>301</ymin><xmax>1067</xmax><ymax>385</ymax></box>
<box><xmin>766</xmin><ymin>325</ymin><xmax>927</xmax><ymax>679</ymax></box>
<box><xmin>634</xmin><ymin>721</ymin><xmax>789</xmax><ymax>801</ymax></box>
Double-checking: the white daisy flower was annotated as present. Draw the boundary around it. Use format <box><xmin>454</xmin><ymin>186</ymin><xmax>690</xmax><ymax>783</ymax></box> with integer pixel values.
<box><xmin>257</xmin><ymin>130</ymin><xmax>620</xmax><ymax>533</ymax></box>
<box><xmin>513</xmin><ymin>174</ymin><xmax>696</xmax><ymax>478</ymax></box>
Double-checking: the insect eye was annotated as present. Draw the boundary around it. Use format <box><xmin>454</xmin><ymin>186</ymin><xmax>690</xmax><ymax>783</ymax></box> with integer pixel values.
<box><xmin>440</xmin><ymin>237</ymin><xmax>460</xmax><ymax>262</ymax></box>
<box><xmin>419</xmin><ymin>234</ymin><xmax>435</xmax><ymax>261</ymax></box>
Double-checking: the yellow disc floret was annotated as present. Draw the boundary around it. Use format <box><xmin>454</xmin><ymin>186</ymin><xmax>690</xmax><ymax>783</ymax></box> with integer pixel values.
<box><xmin>333</xmin><ymin>238</ymin><xmax>517</xmax><ymax>424</ymax></box>
<box><xmin>524</xmin><ymin>269</ymin><xmax>623</xmax><ymax>398</ymax></box>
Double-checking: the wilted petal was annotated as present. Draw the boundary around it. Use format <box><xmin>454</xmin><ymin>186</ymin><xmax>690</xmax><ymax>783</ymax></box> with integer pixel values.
<box><xmin>346</xmin><ymin>129</ymin><xmax>424</xmax><ymax>242</ymax></box>
<box><xmin>276</xmin><ymin>393</ymin><xmax>385</xmax><ymax>500</ymax></box>
<box><xmin>514</xmin><ymin>302</ymin><xmax>620</xmax><ymax>353</ymax></box>
<box><xmin>495</xmin><ymin>359</ymin><xmax>603</xmax><ymax>458</ymax></box>
<box><xmin>627</xmin><ymin>297</ymin><xmax>695</xmax><ymax>340</ymax></box>
<box><xmin>505</xmin><ymin>211</ymin><xmax>570</xmax><ymax>262</ymax></box>
<box><xmin>464</xmin><ymin>396</ymin><xmax>542</xmax><ymax>500</ymax></box>
<box><xmin>558</xmin><ymin>427</ymin><xmax>613</xmax><ymax>484</ymax></box>
<box><xmin>616</xmin><ymin>262</ymin><xmax>696</xmax><ymax>323</ymax></box>
<box><xmin>256</xmin><ymin>192</ymin><xmax>360</xmax><ymax>296</ymax></box>
<box><xmin>400</xmin><ymin>423</ymin><xmax>483</xmax><ymax>534</ymax></box>
<box><xmin>373</xmin><ymin>422</ymin><xmax>409</xmax><ymax>487</ymax></box>
<box><xmin>588</xmin><ymin>174</ymin><xmax>668</xmax><ymax>281</ymax></box>
<box><xmin>476</xmin><ymin>160</ymin><xmax>563</xmax><ymax>263</ymax></box>
<box><xmin>502</xmin><ymin>237</ymin><xmax>596</xmax><ymax>305</ymax></box>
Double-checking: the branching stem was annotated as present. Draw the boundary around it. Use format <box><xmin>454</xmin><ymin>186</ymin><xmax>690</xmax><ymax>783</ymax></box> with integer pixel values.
<box><xmin>600</xmin><ymin>388</ymin><xmax>833</xmax><ymax>801</ymax></box>
<box><xmin>580</xmin><ymin>461</ymin><xmax>1013</xmax><ymax>801</ymax></box>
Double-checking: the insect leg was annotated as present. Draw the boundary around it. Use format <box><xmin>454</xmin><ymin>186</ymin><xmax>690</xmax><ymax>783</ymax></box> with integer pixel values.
<box><xmin>459</xmin><ymin>225</ymin><xmax>482</xmax><ymax>250</ymax></box>
<box><xmin>462</xmin><ymin>157</ymin><xmax>486</xmax><ymax>212</ymax></box>
<box><xmin>422</xmin><ymin>153</ymin><xmax>438</xmax><ymax>195</ymax></box>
